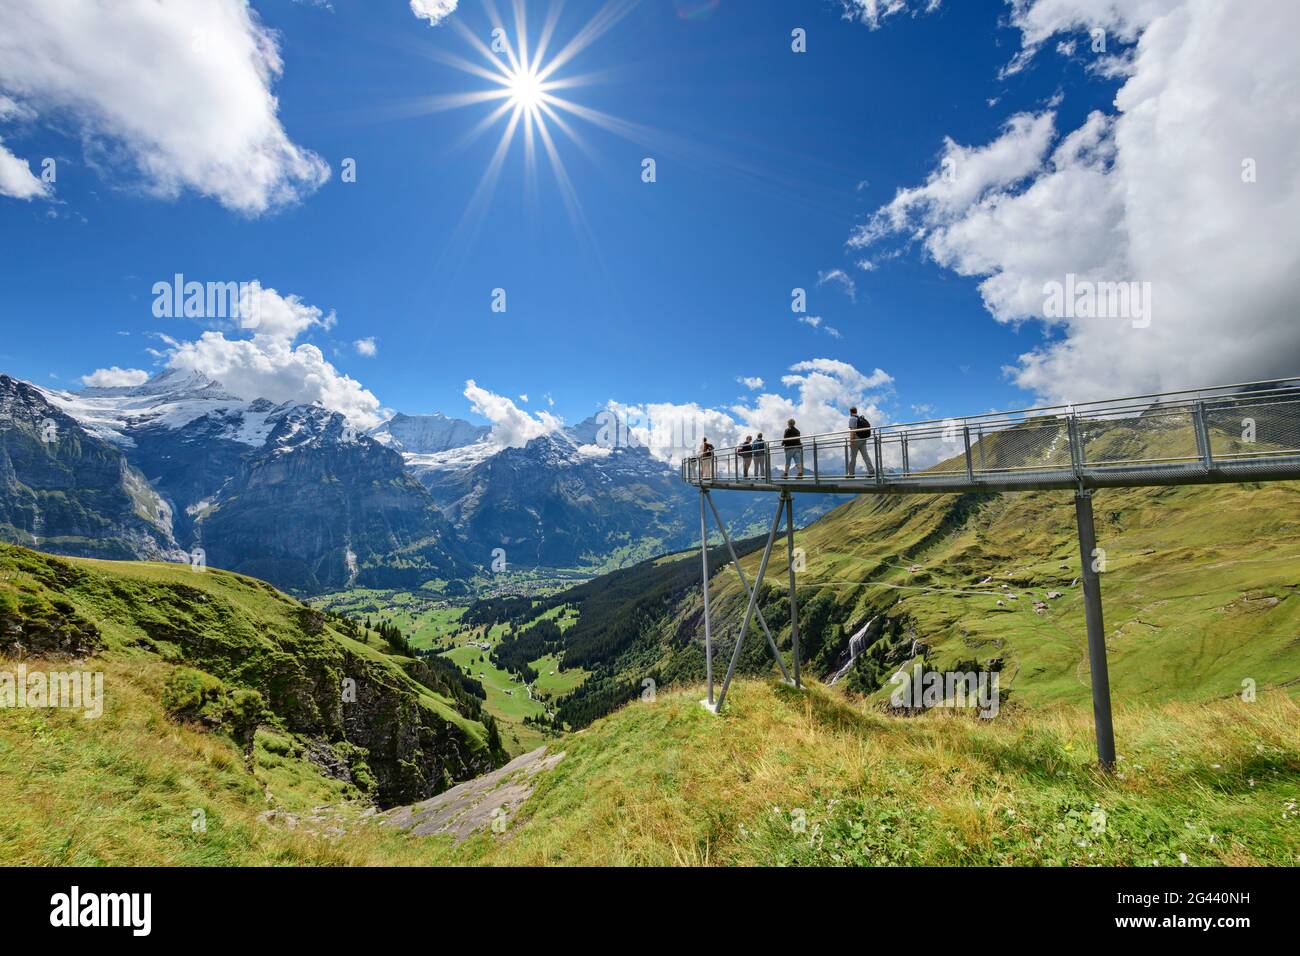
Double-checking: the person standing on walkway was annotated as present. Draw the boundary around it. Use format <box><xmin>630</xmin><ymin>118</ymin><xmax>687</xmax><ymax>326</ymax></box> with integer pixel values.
<box><xmin>752</xmin><ymin>433</ymin><xmax>768</xmax><ymax>478</ymax></box>
<box><xmin>847</xmin><ymin>406</ymin><xmax>874</xmax><ymax>477</ymax></box>
<box><xmin>699</xmin><ymin>437</ymin><xmax>714</xmax><ymax>480</ymax></box>
<box><xmin>739</xmin><ymin>435</ymin><xmax>754</xmax><ymax>478</ymax></box>
<box><xmin>783</xmin><ymin>418</ymin><xmax>804</xmax><ymax>478</ymax></box>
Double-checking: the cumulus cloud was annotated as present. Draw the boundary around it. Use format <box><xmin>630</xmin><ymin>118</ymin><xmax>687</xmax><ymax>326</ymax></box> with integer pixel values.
<box><xmin>0</xmin><ymin>137</ymin><xmax>46</xmax><ymax>199</ymax></box>
<box><xmin>410</xmin><ymin>0</ymin><xmax>459</xmax><ymax>27</ymax></box>
<box><xmin>163</xmin><ymin>285</ymin><xmax>384</xmax><ymax>427</ymax></box>
<box><xmin>464</xmin><ymin>380</ymin><xmax>562</xmax><ymax>449</ymax></box>
<box><xmin>81</xmin><ymin>367</ymin><xmax>149</xmax><ymax>388</ymax></box>
<box><xmin>0</xmin><ymin>0</ymin><xmax>329</xmax><ymax>215</ymax></box>
<box><xmin>998</xmin><ymin>0</ymin><xmax>1173</xmax><ymax>78</ymax></box>
<box><xmin>737</xmin><ymin>376</ymin><xmax>765</xmax><ymax>390</ymax></box>
<box><xmin>354</xmin><ymin>337</ymin><xmax>378</xmax><ymax>357</ymax></box>
<box><xmin>849</xmin><ymin>0</ymin><xmax>1300</xmax><ymax>403</ymax></box>
<box><xmin>612</xmin><ymin>359</ymin><xmax>893</xmax><ymax>464</ymax></box>
<box><xmin>0</xmin><ymin>93</ymin><xmax>46</xmax><ymax>200</ymax></box>
<box><xmin>240</xmin><ymin>283</ymin><xmax>336</xmax><ymax>339</ymax></box>
<box><xmin>851</xmin><ymin>111</ymin><xmax>1057</xmax><ymax>250</ymax></box>
<box><xmin>1006</xmin><ymin>0</ymin><xmax>1180</xmax><ymax>57</ymax></box>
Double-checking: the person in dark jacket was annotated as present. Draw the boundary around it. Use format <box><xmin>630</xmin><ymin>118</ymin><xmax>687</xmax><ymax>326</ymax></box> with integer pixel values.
<box><xmin>847</xmin><ymin>406</ymin><xmax>874</xmax><ymax>477</ymax></box>
<box><xmin>751</xmin><ymin>433</ymin><xmax>768</xmax><ymax>478</ymax></box>
<box><xmin>782</xmin><ymin>418</ymin><xmax>804</xmax><ymax>478</ymax></box>
<box><xmin>739</xmin><ymin>436</ymin><xmax>754</xmax><ymax>478</ymax></box>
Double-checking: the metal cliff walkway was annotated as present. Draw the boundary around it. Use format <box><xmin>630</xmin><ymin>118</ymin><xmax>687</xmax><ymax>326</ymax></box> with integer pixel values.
<box><xmin>679</xmin><ymin>379</ymin><xmax>1300</xmax><ymax>769</ymax></box>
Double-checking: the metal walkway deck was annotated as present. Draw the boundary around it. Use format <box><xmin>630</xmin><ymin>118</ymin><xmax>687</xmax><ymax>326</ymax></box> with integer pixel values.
<box><xmin>679</xmin><ymin>378</ymin><xmax>1300</xmax><ymax>769</ymax></box>
<box><xmin>682</xmin><ymin>380</ymin><xmax>1300</xmax><ymax>494</ymax></box>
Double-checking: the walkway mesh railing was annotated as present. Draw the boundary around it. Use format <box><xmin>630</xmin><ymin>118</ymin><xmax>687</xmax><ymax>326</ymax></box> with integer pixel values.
<box><xmin>681</xmin><ymin>379</ymin><xmax>1300</xmax><ymax>490</ymax></box>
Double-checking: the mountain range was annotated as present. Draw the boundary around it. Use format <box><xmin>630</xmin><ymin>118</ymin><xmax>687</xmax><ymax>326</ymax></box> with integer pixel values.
<box><xmin>0</xmin><ymin>369</ymin><xmax>806</xmax><ymax>592</ymax></box>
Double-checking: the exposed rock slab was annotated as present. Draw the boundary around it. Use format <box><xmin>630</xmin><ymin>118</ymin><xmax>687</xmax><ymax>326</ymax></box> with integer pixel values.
<box><xmin>380</xmin><ymin>746</ymin><xmax>563</xmax><ymax>842</ymax></box>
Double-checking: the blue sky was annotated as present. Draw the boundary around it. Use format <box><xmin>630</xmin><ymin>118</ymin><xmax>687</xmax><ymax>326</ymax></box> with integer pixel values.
<box><xmin>2</xmin><ymin>0</ymin><xmax>1295</xmax><ymax>446</ymax></box>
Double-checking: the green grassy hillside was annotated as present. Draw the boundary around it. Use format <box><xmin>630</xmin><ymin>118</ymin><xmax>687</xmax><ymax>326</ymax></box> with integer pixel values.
<box><xmin>709</xmin><ymin>480</ymin><xmax>1300</xmax><ymax>708</ymax></box>
<box><xmin>2</xmin><ymin>474</ymin><xmax>1297</xmax><ymax>867</ymax></box>
<box><xmin>431</xmin><ymin>680</ymin><xmax>1299</xmax><ymax>866</ymax></box>
<box><xmin>5</xmin><ymin>665</ymin><xmax>1294</xmax><ymax>865</ymax></box>
<box><xmin>0</xmin><ymin>541</ymin><xmax>503</xmax><ymax>855</ymax></box>
<box><xmin>478</xmin><ymin>480</ymin><xmax>1300</xmax><ymax>730</ymax></box>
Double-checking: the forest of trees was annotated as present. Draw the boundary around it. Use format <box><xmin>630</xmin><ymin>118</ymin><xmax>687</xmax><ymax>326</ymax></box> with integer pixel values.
<box><xmin>464</xmin><ymin>537</ymin><xmax>764</xmax><ymax>729</ymax></box>
<box><xmin>451</xmin><ymin>527</ymin><xmax>876</xmax><ymax>734</ymax></box>
<box><xmin>491</xmin><ymin>618</ymin><xmax>563</xmax><ymax>682</ymax></box>
<box><xmin>554</xmin><ymin>674</ymin><xmax>647</xmax><ymax>729</ymax></box>
<box><xmin>460</xmin><ymin>595</ymin><xmax>537</xmax><ymax>629</ymax></box>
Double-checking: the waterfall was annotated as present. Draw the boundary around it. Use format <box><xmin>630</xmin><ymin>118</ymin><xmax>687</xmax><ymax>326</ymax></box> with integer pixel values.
<box><xmin>827</xmin><ymin>616</ymin><xmax>879</xmax><ymax>687</ymax></box>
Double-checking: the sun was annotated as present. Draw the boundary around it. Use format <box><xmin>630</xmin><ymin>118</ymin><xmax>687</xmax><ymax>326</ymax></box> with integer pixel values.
<box><xmin>505</xmin><ymin>67</ymin><xmax>545</xmax><ymax>110</ymax></box>
<box><xmin>402</xmin><ymin>0</ymin><xmax>651</xmax><ymax>240</ymax></box>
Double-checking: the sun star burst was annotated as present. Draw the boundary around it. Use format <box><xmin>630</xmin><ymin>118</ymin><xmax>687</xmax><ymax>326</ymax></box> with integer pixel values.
<box><xmin>409</xmin><ymin>0</ymin><xmax>645</xmax><ymax>242</ymax></box>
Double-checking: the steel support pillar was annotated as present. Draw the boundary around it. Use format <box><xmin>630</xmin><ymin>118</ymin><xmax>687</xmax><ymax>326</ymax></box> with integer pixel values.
<box><xmin>715</xmin><ymin>494</ymin><xmax>785</xmax><ymax>712</ymax></box>
<box><xmin>699</xmin><ymin>490</ymin><xmax>714</xmax><ymax>707</ymax></box>
<box><xmin>703</xmin><ymin>490</ymin><xmax>790</xmax><ymax>683</ymax></box>
<box><xmin>784</xmin><ymin>492</ymin><xmax>801</xmax><ymax>688</ymax></box>
<box><xmin>1075</xmin><ymin>489</ymin><xmax>1117</xmax><ymax>771</ymax></box>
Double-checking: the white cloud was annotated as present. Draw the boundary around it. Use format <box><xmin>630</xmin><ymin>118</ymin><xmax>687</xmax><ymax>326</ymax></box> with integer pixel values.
<box><xmin>797</xmin><ymin>315</ymin><xmax>842</xmax><ymax>338</ymax></box>
<box><xmin>81</xmin><ymin>366</ymin><xmax>149</xmax><ymax>388</ymax></box>
<box><xmin>613</xmin><ymin>360</ymin><xmax>893</xmax><ymax>464</ymax></box>
<box><xmin>839</xmin><ymin>0</ymin><xmax>942</xmax><ymax>30</ymax></box>
<box><xmin>850</xmin><ymin>111</ymin><xmax>1057</xmax><ymax>250</ymax></box>
<box><xmin>1007</xmin><ymin>0</ymin><xmax>1180</xmax><ymax>52</ymax></box>
<box><xmin>0</xmin><ymin>93</ymin><xmax>46</xmax><ymax>199</ymax></box>
<box><xmin>0</xmin><ymin>94</ymin><xmax>33</xmax><ymax>122</ymax></box>
<box><xmin>240</xmin><ymin>283</ymin><xmax>336</xmax><ymax>339</ymax></box>
<box><xmin>0</xmin><ymin>94</ymin><xmax>45</xmax><ymax>199</ymax></box>
<box><xmin>410</xmin><ymin>0</ymin><xmax>459</xmax><ymax>27</ymax></box>
<box><xmin>354</xmin><ymin>337</ymin><xmax>378</xmax><ymax>357</ymax></box>
<box><xmin>464</xmin><ymin>380</ymin><xmax>562</xmax><ymax>449</ymax></box>
<box><xmin>850</xmin><ymin>0</ymin><xmax>1300</xmax><ymax>403</ymax></box>
<box><xmin>163</xmin><ymin>285</ymin><xmax>383</xmax><ymax>427</ymax></box>
<box><xmin>737</xmin><ymin>376</ymin><xmax>765</xmax><ymax>390</ymax></box>
<box><xmin>0</xmin><ymin>0</ymin><xmax>329</xmax><ymax>215</ymax></box>
<box><xmin>0</xmin><ymin>137</ymin><xmax>46</xmax><ymax>199</ymax></box>
<box><xmin>817</xmin><ymin>268</ymin><xmax>858</xmax><ymax>302</ymax></box>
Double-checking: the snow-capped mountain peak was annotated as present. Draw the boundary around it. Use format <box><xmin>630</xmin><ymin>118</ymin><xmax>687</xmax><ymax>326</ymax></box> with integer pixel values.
<box><xmin>38</xmin><ymin>369</ymin><xmax>271</xmax><ymax>448</ymax></box>
<box><xmin>369</xmin><ymin>411</ymin><xmax>489</xmax><ymax>454</ymax></box>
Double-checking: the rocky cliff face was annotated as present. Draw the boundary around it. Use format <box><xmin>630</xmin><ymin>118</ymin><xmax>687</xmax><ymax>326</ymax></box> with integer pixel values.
<box><xmin>0</xmin><ymin>375</ymin><xmax>182</xmax><ymax>561</ymax></box>
<box><xmin>126</xmin><ymin>407</ymin><xmax>266</xmax><ymax>544</ymax></box>
<box><xmin>18</xmin><ymin>370</ymin><xmax>474</xmax><ymax>593</ymax></box>
<box><xmin>194</xmin><ymin>405</ymin><xmax>470</xmax><ymax>593</ymax></box>
<box><xmin>422</xmin><ymin>432</ymin><xmax>699</xmax><ymax>568</ymax></box>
